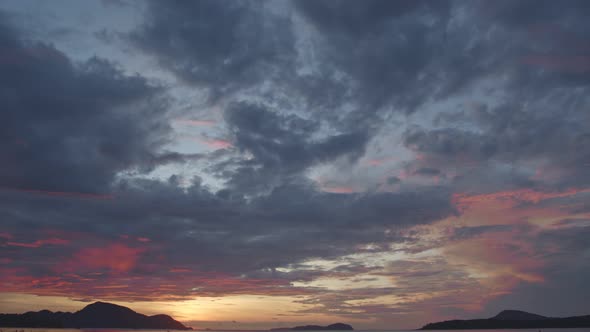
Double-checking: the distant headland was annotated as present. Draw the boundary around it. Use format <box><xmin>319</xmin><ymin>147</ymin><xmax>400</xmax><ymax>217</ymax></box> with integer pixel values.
<box><xmin>271</xmin><ymin>323</ymin><xmax>354</xmax><ymax>331</ymax></box>
<box><xmin>0</xmin><ymin>301</ymin><xmax>191</xmax><ymax>330</ymax></box>
<box><xmin>420</xmin><ymin>310</ymin><xmax>590</xmax><ymax>330</ymax></box>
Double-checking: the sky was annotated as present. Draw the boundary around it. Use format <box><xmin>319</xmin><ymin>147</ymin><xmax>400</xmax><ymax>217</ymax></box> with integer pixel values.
<box><xmin>0</xmin><ymin>0</ymin><xmax>589</xmax><ymax>330</ymax></box>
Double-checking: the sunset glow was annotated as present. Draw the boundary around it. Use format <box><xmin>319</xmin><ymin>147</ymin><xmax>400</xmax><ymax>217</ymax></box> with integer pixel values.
<box><xmin>1</xmin><ymin>0</ymin><xmax>589</xmax><ymax>330</ymax></box>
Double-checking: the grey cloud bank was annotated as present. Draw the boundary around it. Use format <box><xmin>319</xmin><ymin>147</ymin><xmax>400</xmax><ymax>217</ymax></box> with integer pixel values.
<box><xmin>1</xmin><ymin>0</ymin><xmax>590</xmax><ymax>329</ymax></box>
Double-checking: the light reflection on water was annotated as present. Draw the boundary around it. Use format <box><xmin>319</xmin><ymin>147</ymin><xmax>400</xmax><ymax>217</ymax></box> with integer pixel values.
<box><xmin>2</xmin><ymin>329</ymin><xmax>590</xmax><ymax>332</ymax></box>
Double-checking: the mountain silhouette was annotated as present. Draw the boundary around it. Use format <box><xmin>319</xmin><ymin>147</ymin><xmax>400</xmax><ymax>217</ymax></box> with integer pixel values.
<box><xmin>420</xmin><ymin>310</ymin><xmax>590</xmax><ymax>330</ymax></box>
<box><xmin>491</xmin><ymin>310</ymin><xmax>548</xmax><ymax>321</ymax></box>
<box><xmin>0</xmin><ymin>301</ymin><xmax>191</xmax><ymax>329</ymax></box>
<box><xmin>271</xmin><ymin>323</ymin><xmax>354</xmax><ymax>331</ymax></box>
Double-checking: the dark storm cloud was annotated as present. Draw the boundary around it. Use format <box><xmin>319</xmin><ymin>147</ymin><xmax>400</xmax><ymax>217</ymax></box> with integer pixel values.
<box><xmin>403</xmin><ymin>95</ymin><xmax>590</xmax><ymax>189</ymax></box>
<box><xmin>387</xmin><ymin>176</ymin><xmax>401</xmax><ymax>185</ymax></box>
<box><xmin>128</xmin><ymin>0</ymin><xmax>590</xmax><ymax>190</ymax></box>
<box><xmin>395</xmin><ymin>0</ymin><xmax>590</xmax><ymax>191</ymax></box>
<box><xmin>131</xmin><ymin>0</ymin><xmax>467</xmax><ymax>130</ymax></box>
<box><xmin>131</xmin><ymin>0</ymin><xmax>294</xmax><ymax>101</ymax></box>
<box><xmin>221</xmin><ymin>102</ymin><xmax>370</xmax><ymax>192</ymax></box>
<box><xmin>413</xmin><ymin>167</ymin><xmax>441</xmax><ymax>177</ymax></box>
<box><xmin>293</xmin><ymin>0</ymin><xmax>590</xmax><ymax>144</ymax></box>
<box><xmin>100</xmin><ymin>0</ymin><xmax>132</xmax><ymax>8</ymax></box>
<box><xmin>295</xmin><ymin>0</ymin><xmax>448</xmax><ymax>35</ymax></box>
<box><xmin>403</xmin><ymin>127</ymin><xmax>495</xmax><ymax>161</ymax></box>
<box><xmin>482</xmin><ymin>0</ymin><xmax>590</xmax><ymax>27</ymax></box>
<box><xmin>1</xmin><ymin>176</ymin><xmax>454</xmax><ymax>270</ymax></box>
<box><xmin>294</xmin><ymin>0</ymin><xmax>469</xmax><ymax>116</ymax></box>
<box><xmin>2</xmin><ymin>0</ymin><xmax>590</xmax><ymax>321</ymax></box>
<box><xmin>0</xmin><ymin>16</ymin><xmax>178</xmax><ymax>194</ymax></box>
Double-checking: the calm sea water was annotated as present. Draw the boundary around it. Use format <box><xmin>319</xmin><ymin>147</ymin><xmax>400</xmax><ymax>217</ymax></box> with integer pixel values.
<box><xmin>2</xmin><ymin>329</ymin><xmax>590</xmax><ymax>332</ymax></box>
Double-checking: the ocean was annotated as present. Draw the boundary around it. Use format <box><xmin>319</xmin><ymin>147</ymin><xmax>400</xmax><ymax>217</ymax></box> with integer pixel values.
<box><xmin>2</xmin><ymin>329</ymin><xmax>590</xmax><ymax>332</ymax></box>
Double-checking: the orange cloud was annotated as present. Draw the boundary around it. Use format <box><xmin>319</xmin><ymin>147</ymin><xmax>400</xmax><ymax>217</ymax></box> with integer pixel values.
<box><xmin>418</xmin><ymin>186</ymin><xmax>590</xmax><ymax>314</ymax></box>
<box><xmin>421</xmin><ymin>187</ymin><xmax>590</xmax><ymax>310</ymax></box>
<box><xmin>445</xmin><ymin>233</ymin><xmax>545</xmax><ymax>285</ymax></box>
<box><xmin>452</xmin><ymin>188</ymin><xmax>590</xmax><ymax>213</ymax></box>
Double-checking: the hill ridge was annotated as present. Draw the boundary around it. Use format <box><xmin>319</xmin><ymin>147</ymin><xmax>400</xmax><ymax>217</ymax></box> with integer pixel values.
<box><xmin>420</xmin><ymin>310</ymin><xmax>590</xmax><ymax>330</ymax></box>
<box><xmin>491</xmin><ymin>310</ymin><xmax>548</xmax><ymax>321</ymax></box>
<box><xmin>270</xmin><ymin>323</ymin><xmax>354</xmax><ymax>331</ymax></box>
<box><xmin>0</xmin><ymin>301</ymin><xmax>191</xmax><ymax>330</ymax></box>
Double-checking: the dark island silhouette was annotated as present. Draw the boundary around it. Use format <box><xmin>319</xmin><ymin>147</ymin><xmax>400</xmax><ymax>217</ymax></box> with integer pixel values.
<box><xmin>0</xmin><ymin>301</ymin><xmax>191</xmax><ymax>330</ymax></box>
<box><xmin>421</xmin><ymin>309</ymin><xmax>590</xmax><ymax>330</ymax></box>
<box><xmin>271</xmin><ymin>323</ymin><xmax>354</xmax><ymax>331</ymax></box>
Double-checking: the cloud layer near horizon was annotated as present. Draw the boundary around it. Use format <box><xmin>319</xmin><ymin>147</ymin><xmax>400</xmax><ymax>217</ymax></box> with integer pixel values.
<box><xmin>1</xmin><ymin>0</ymin><xmax>590</xmax><ymax>329</ymax></box>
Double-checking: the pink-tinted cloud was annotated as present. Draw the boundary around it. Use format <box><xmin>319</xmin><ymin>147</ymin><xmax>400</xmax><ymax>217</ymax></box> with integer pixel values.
<box><xmin>0</xmin><ymin>232</ymin><xmax>13</xmax><ymax>239</ymax></box>
<box><xmin>174</xmin><ymin>119</ymin><xmax>217</xmax><ymax>126</ymax></box>
<box><xmin>181</xmin><ymin>135</ymin><xmax>232</xmax><ymax>150</ymax></box>
<box><xmin>445</xmin><ymin>232</ymin><xmax>545</xmax><ymax>285</ymax></box>
<box><xmin>6</xmin><ymin>238</ymin><xmax>70</xmax><ymax>248</ymax></box>
<box><xmin>62</xmin><ymin>243</ymin><xmax>146</xmax><ymax>273</ymax></box>
<box><xmin>421</xmin><ymin>185</ymin><xmax>590</xmax><ymax>314</ymax></box>
<box><xmin>362</xmin><ymin>157</ymin><xmax>395</xmax><ymax>167</ymax></box>
<box><xmin>0</xmin><ymin>264</ymin><xmax>305</xmax><ymax>301</ymax></box>
<box><xmin>452</xmin><ymin>188</ymin><xmax>590</xmax><ymax>213</ymax></box>
<box><xmin>314</xmin><ymin>176</ymin><xmax>359</xmax><ymax>194</ymax></box>
<box><xmin>1</xmin><ymin>229</ymin><xmax>93</xmax><ymax>249</ymax></box>
<box><xmin>0</xmin><ymin>229</ymin><xmax>310</xmax><ymax>301</ymax></box>
<box><xmin>321</xmin><ymin>186</ymin><xmax>357</xmax><ymax>194</ymax></box>
<box><xmin>201</xmin><ymin>138</ymin><xmax>232</xmax><ymax>149</ymax></box>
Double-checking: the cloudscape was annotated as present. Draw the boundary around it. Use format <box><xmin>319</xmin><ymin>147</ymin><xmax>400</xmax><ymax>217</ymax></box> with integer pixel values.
<box><xmin>1</xmin><ymin>0</ymin><xmax>589</xmax><ymax>329</ymax></box>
